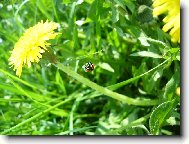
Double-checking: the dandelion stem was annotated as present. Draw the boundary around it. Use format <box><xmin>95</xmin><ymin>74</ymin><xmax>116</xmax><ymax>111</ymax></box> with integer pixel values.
<box><xmin>54</xmin><ymin>59</ymin><xmax>170</xmax><ymax>106</ymax></box>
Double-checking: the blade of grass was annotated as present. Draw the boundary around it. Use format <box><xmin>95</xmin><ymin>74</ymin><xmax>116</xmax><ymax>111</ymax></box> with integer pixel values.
<box><xmin>0</xmin><ymin>69</ymin><xmax>37</xmax><ymax>89</ymax></box>
<box><xmin>1</xmin><ymin>95</ymin><xmax>76</xmax><ymax>135</ymax></box>
<box><xmin>51</xmin><ymin>0</ymin><xmax>59</xmax><ymax>22</ymax></box>
<box><xmin>37</xmin><ymin>0</ymin><xmax>52</xmax><ymax>20</ymax></box>
<box><xmin>0</xmin><ymin>69</ymin><xmax>62</xmax><ymax>97</ymax></box>
<box><xmin>2</xmin><ymin>76</ymin><xmax>69</xmax><ymax>118</ymax></box>
<box><xmin>56</xmin><ymin>126</ymin><xmax>97</xmax><ymax>135</ymax></box>
<box><xmin>69</xmin><ymin>94</ymin><xmax>83</xmax><ymax>135</ymax></box>
<box><xmin>0</xmin><ymin>98</ymin><xmax>22</xmax><ymax>102</ymax></box>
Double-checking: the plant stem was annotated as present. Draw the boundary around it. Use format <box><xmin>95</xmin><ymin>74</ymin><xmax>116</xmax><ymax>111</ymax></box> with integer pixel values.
<box><xmin>81</xmin><ymin>58</ymin><xmax>171</xmax><ymax>101</ymax></box>
<box><xmin>108</xmin><ymin>57</ymin><xmax>171</xmax><ymax>90</ymax></box>
<box><xmin>54</xmin><ymin>62</ymin><xmax>160</xmax><ymax>106</ymax></box>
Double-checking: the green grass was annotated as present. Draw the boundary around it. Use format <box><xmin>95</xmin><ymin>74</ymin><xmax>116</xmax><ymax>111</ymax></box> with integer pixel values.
<box><xmin>0</xmin><ymin>0</ymin><xmax>180</xmax><ymax>135</ymax></box>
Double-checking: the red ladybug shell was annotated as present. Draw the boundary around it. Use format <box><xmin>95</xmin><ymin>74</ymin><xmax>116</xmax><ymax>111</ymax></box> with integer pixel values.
<box><xmin>82</xmin><ymin>62</ymin><xmax>94</xmax><ymax>72</ymax></box>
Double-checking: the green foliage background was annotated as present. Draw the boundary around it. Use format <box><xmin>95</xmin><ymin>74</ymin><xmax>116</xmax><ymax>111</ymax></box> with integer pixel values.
<box><xmin>0</xmin><ymin>0</ymin><xmax>180</xmax><ymax>135</ymax></box>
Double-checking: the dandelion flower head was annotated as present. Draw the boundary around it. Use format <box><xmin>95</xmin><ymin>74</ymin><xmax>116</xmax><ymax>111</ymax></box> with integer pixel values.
<box><xmin>9</xmin><ymin>20</ymin><xmax>59</xmax><ymax>77</ymax></box>
<box><xmin>152</xmin><ymin>0</ymin><xmax>180</xmax><ymax>43</ymax></box>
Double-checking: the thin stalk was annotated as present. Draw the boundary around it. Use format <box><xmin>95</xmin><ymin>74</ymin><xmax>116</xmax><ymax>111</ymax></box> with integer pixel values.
<box><xmin>80</xmin><ymin>58</ymin><xmax>171</xmax><ymax>101</ymax></box>
<box><xmin>54</xmin><ymin>62</ymin><xmax>160</xmax><ymax>106</ymax></box>
<box><xmin>108</xmin><ymin>57</ymin><xmax>171</xmax><ymax>90</ymax></box>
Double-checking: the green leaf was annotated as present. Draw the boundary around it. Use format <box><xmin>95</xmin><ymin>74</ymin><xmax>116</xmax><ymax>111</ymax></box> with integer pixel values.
<box><xmin>111</xmin><ymin>5</ymin><xmax>119</xmax><ymax>23</ymax></box>
<box><xmin>169</xmin><ymin>48</ymin><xmax>180</xmax><ymax>54</ymax></box>
<box><xmin>58</xmin><ymin>126</ymin><xmax>97</xmax><ymax>135</ymax></box>
<box><xmin>55</xmin><ymin>70</ymin><xmax>67</xmax><ymax>95</ymax></box>
<box><xmin>88</xmin><ymin>0</ymin><xmax>97</xmax><ymax>20</ymax></box>
<box><xmin>88</xmin><ymin>0</ymin><xmax>103</xmax><ymax>21</ymax></box>
<box><xmin>115</xmin><ymin>26</ymin><xmax>124</xmax><ymax>37</ymax></box>
<box><xmin>124</xmin><ymin>0</ymin><xmax>135</xmax><ymax>13</ymax></box>
<box><xmin>130</xmin><ymin>51</ymin><xmax>162</xmax><ymax>58</ymax></box>
<box><xmin>113</xmin><ymin>0</ymin><xmax>135</xmax><ymax>14</ymax></box>
<box><xmin>138</xmin><ymin>36</ymin><xmax>150</xmax><ymax>46</ymax></box>
<box><xmin>113</xmin><ymin>0</ymin><xmax>126</xmax><ymax>11</ymax></box>
<box><xmin>144</xmin><ymin>69</ymin><xmax>163</xmax><ymax>92</ymax></box>
<box><xmin>98</xmin><ymin>62</ymin><xmax>115</xmax><ymax>72</ymax></box>
<box><xmin>176</xmin><ymin>55</ymin><xmax>180</xmax><ymax>61</ymax></box>
<box><xmin>163</xmin><ymin>71</ymin><xmax>180</xmax><ymax>101</ymax></box>
<box><xmin>63</xmin><ymin>0</ymin><xmax>71</xmax><ymax>4</ymax></box>
<box><xmin>85</xmin><ymin>0</ymin><xmax>94</xmax><ymax>4</ymax></box>
<box><xmin>149</xmin><ymin>100</ymin><xmax>176</xmax><ymax>135</ymax></box>
<box><xmin>170</xmin><ymin>48</ymin><xmax>180</xmax><ymax>61</ymax></box>
<box><xmin>76</xmin><ymin>0</ymin><xmax>84</xmax><ymax>5</ymax></box>
<box><xmin>132</xmin><ymin>61</ymin><xmax>148</xmax><ymax>86</ymax></box>
<box><xmin>138</xmin><ymin>32</ymin><xmax>150</xmax><ymax>46</ymax></box>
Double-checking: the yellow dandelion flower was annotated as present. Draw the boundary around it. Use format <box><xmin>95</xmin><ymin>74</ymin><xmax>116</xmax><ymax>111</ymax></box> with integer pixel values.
<box><xmin>9</xmin><ymin>20</ymin><xmax>59</xmax><ymax>77</ymax></box>
<box><xmin>152</xmin><ymin>0</ymin><xmax>180</xmax><ymax>43</ymax></box>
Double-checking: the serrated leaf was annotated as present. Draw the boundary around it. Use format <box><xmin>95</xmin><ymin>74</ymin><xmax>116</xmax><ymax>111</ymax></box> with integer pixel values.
<box><xmin>149</xmin><ymin>100</ymin><xmax>175</xmax><ymax>135</ymax></box>
<box><xmin>98</xmin><ymin>62</ymin><xmax>115</xmax><ymax>72</ymax></box>
<box><xmin>130</xmin><ymin>51</ymin><xmax>162</xmax><ymax>58</ymax></box>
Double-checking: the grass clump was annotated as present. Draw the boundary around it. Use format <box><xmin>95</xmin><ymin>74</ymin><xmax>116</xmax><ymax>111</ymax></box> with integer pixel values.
<box><xmin>0</xmin><ymin>0</ymin><xmax>180</xmax><ymax>135</ymax></box>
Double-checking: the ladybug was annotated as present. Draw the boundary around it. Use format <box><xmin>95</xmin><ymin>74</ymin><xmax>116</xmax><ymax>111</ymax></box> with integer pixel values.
<box><xmin>82</xmin><ymin>62</ymin><xmax>94</xmax><ymax>72</ymax></box>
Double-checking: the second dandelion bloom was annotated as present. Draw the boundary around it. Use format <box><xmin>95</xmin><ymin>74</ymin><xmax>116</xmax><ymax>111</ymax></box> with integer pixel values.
<box><xmin>9</xmin><ymin>20</ymin><xmax>59</xmax><ymax>77</ymax></box>
<box><xmin>152</xmin><ymin>0</ymin><xmax>180</xmax><ymax>43</ymax></box>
